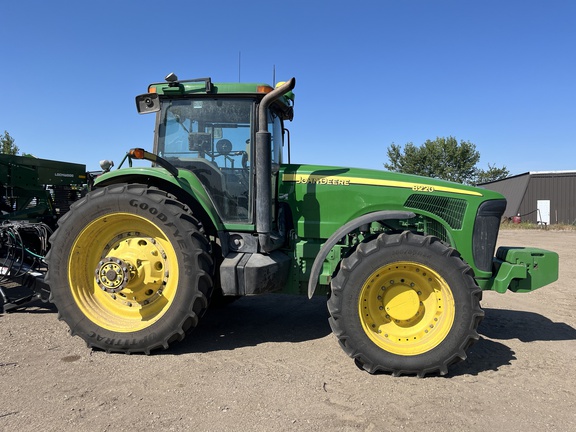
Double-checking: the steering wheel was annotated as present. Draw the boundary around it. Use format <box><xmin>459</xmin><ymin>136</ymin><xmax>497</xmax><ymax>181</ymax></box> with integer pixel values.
<box><xmin>216</xmin><ymin>139</ymin><xmax>233</xmax><ymax>156</ymax></box>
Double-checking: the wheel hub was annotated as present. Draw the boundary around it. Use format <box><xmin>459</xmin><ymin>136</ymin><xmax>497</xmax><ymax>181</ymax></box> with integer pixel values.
<box><xmin>383</xmin><ymin>285</ymin><xmax>420</xmax><ymax>321</ymax></box>
<box><xmin>95</xmin><ymin>257</ymin><xmax>133</xmax><ymax>293</ymax></box>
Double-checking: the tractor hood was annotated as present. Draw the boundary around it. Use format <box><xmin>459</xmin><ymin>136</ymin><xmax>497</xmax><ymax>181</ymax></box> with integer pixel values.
<box><xmin>278</xmin><ymin>164</ymin><xmax>505</xmax><ymax>240</ymax></box>
<box><xmin>280</xmin><ymin>165</ymin><xmax>493</xmax><ymax>197</ymax></box>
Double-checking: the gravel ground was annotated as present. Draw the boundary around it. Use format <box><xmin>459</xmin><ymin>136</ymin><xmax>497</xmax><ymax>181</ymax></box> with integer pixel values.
<box><xmin>1</xmin><ymin>229</ymin><xmax>575</xmax><ymax>432</ymax></box>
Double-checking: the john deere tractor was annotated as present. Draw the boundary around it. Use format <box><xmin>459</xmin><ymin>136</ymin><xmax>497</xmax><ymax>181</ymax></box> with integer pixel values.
<box><xmin>46</xmin><ymin>74</ymin><xmax>558</xmax><ymax>376</ymax></box>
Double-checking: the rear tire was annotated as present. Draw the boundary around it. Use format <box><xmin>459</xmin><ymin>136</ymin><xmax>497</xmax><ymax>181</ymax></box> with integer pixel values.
<box><xmin>328</xmin><ymin>231</ymin><xmax>483</xmax><ymax>376</ymax></box>
<box><xmin>46</xmin><ymin>183</ymin><xmax>213</xmax><ymax>353</ymax></box>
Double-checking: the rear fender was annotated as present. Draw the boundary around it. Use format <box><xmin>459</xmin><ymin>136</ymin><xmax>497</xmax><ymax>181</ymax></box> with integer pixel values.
<box><xmin>94</xmin><ymin>167</ymin><xmax>223</xmax><ymax>232</ymax></box>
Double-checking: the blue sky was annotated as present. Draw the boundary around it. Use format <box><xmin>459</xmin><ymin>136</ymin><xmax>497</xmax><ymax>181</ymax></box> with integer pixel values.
<box><xmin>1</xmin><ymin>0</ymin><xmax>574</xmax><ymax>174</ymax></box>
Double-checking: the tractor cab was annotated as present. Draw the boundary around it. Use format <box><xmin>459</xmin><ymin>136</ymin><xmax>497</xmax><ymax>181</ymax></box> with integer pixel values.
<box><xmin>135</xmin><ymin>74</ymin><xmax>295</xmax><ymax>228</ymax></box>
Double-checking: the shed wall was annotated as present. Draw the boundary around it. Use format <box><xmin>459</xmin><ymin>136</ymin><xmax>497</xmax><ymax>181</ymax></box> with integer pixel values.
<box><xmin>519</xmin><ymin>174</ymin><xmax>576</xmax><ymax>224</ymax></box>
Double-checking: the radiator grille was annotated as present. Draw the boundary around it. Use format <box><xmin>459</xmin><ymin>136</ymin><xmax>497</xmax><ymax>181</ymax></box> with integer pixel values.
<box><xmin>405</xmin><ymin>194</ymin><xmax>467</xmax><ymax>230</ymax></box>
<box><xmin>424</xmin><ymin>218</ymin><xmax>450</xmax><ymax>243</ymax></box>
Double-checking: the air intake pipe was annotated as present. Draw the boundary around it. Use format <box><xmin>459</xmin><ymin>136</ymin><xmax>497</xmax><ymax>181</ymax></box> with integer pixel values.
<box><xmin>255</xmin><ymin>78</ymin><xmax>296</xmax><ymax>253</ymax></box>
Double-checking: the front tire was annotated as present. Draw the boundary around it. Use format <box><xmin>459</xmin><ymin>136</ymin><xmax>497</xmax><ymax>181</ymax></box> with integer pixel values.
<box><xmin>46</xmin><ymin>184</ymin><xmax>213</xmax><ymax>353</ymax></box>
<box><xmin>328</xmin><ymin>231</ymin><xmax>483</xmax><ymax>376</ymax></box>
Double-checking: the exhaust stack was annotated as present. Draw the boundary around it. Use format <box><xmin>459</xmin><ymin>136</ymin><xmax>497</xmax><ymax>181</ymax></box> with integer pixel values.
<box><xmin>255</xmin><ymin>78</ymin><xmax>296</xmax><ymax>253</ymax></box>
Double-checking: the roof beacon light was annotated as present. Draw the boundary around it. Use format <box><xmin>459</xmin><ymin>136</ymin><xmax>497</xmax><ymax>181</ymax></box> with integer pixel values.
<box><xmin>257</xmin><ymin>85</ymin><xmax>274</xmax><ymax>94</ymax></box>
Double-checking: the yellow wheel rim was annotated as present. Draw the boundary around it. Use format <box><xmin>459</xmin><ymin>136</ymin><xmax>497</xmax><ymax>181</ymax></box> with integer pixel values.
<box><xmin>358</xmin><ymin>261</ymin><xmax>455</xmax><ymax>356</ymax></box>
<box><xmin>68</xmin><ymin>213</ymin><xmax>178</xmax><ymax>332</ymax></box>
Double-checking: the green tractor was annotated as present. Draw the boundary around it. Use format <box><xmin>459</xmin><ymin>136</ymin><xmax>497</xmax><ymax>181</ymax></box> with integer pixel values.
<box><xmin>46</xmin><ymin>74</ymin><xmax>558</xmax><ymax>376</ymax></box>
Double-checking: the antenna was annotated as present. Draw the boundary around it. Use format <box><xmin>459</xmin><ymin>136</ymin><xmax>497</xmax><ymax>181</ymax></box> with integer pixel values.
<box><xmin>273</xmin><ymin>65</ymin><xmax>276</xmax><ymax>85</ymax></box>
<box><xmin>238</xmin><ymin>51</ymin><xmax>241</xmax><ymax>82</ymax></box>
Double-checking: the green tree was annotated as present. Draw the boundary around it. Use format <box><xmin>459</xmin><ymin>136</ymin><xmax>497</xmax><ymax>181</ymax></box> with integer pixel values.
<box><xmin>384</xmin><ymin>136</ymin><xmax>508</xmax><ymax>185</ymax></box>
<box><xmin>475</xmin><ymin>163</ymin><xmax>510</xmax><ymax>184</ymax></box>
<box><xmin>0</xmin><ymin>131</ymin><xmax>19</xmax><ymax>155</ymax></box>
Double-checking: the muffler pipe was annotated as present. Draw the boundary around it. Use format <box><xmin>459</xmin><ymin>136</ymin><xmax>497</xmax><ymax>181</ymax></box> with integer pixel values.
<box><xmin>255</xmin><ymin>78</ymin><xmax>296</xmax><ymax>253</ymax></box>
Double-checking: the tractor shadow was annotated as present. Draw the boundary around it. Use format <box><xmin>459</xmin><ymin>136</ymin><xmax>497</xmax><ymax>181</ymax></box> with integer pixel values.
<box><xmin>448</xmin><ymin>307</ymin><xmax>576</xmax><ymax>377</ymax></box>
<box><xmin>478</xmin><ymin>308</ymin><xmax>576</xmax><ymax>342</ymax></box>
<box><xmin>171</xmin><ymin>294</ymin><xmax>331</xmax><ymax>354</ymax></box>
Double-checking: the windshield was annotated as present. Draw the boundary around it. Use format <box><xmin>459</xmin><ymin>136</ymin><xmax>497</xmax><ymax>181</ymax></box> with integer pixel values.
<box><xmin>157</xmin><ymin>98</ymin><xmax>254</xmax><ymax>223</ymax></box>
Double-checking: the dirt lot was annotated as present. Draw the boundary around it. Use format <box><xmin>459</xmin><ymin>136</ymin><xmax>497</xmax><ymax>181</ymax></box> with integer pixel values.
<box><xmin>1</xmin><ymin>229</ymin><xmax>575</xmax><ymax>432</ymax></box>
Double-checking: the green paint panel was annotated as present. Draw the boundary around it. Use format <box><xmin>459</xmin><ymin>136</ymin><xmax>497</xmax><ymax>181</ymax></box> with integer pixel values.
<box><xmin>278</xmin><ymin>163</ymin><xmax>504</xmax><ymax>278</ymax></box>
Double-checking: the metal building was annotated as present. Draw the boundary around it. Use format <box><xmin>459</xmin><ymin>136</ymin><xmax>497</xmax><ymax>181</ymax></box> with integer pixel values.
<box><xmin>479</xmin><ymin>171</ymin><xmax>576</xmax><ymax>226</ymax></box>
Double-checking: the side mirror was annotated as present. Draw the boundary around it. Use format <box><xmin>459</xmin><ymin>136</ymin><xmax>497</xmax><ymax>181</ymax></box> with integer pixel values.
<box><xmin>135</xmin><ymin>93</ymin><xmax>160</xmax><ymax>114</ymax></box>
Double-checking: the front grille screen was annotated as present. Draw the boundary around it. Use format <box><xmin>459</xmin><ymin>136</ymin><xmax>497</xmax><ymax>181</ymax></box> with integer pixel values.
<box><xmin>405</xmin><ymin>194</ymin><xmax>467</xmax><ymax>229</ymax></box>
